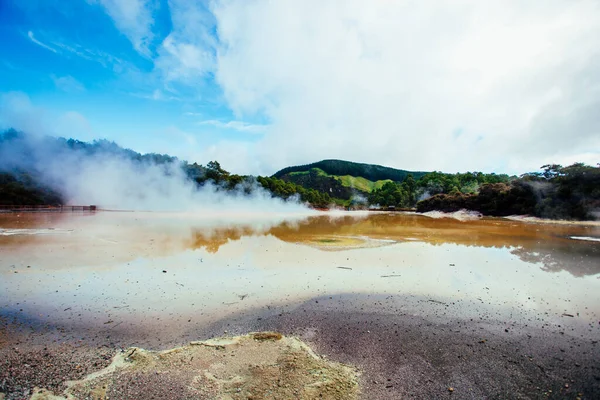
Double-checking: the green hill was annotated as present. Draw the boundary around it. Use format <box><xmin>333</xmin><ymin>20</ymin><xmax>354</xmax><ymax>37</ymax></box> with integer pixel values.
<box><xmin>336</xmin><ymin>175</ymin><xmax>393</xmax><ymax>193</ymax></box>
<box><xmin>273</xmin><ymin>160</ymin><xmax>427</xmax><ymax>196</ymax></box>
<box><xmin>273</xmin><ymin>159</ymin><xmax>427</xmax><ymax>183</ymax></box>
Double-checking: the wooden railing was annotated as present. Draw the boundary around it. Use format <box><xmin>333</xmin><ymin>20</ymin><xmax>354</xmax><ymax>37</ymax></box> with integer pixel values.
<box><xmin>0</xmin><ymin>205</ymin><xmax>97</xmax><ymax>212</ymax></box>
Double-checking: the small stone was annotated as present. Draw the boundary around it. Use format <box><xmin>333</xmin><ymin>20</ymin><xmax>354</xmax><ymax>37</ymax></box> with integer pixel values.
<box><xmin>565</xmin><ymin>383</ymin><xmax>569</xmax><ymax>388</ymax></box>
<box><xmin>448</xmin><ymin>387</ymin><xmax>454</xmax><ymax>393</ymax></box>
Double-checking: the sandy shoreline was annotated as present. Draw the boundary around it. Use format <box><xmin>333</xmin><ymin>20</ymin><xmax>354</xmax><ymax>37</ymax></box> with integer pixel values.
<box><xmin>2</xmin><ymin>293</ymin><xmax>599</xmax><ymax>399</ymax></box>
<box><xmin>415</xmin><ymin>210</ymin><xmax>600</xmax><ymax>226</ymax></box>
<box><xmin>502</xmin><ymin>214</ymin><xmax>600</xmax><ymax>227</ymax></box>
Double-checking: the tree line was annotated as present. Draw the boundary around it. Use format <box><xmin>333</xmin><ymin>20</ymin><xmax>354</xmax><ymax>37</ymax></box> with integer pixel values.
<box><xmin>416</xmin><ymin>164</ymin><xmax>600</xmax><ymax>220</ymax></box>
<box><xmin>367</xmin><ymin>171</ymin><xmax>512</xmax><ymax>209</ymax></box>
<box><xmin>1</xmin><ymin>130</ymin><xmax>598</xmax><ymax>219</ymax></box>
<box><xmin>185</xmin><ymin>160</ymin><xmax>334</xmax><ymax>208</ymax></box>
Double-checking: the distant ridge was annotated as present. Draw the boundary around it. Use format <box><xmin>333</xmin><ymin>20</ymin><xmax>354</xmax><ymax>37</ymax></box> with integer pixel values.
<box><xmin>272</xmin><ymin>159</ymin><xmax>428</xmax><ymax>182</ymax></box>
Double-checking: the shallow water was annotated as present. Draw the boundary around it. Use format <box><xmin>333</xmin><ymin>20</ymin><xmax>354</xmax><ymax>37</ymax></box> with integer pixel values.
<box><xmin>1</xmin><ymin>211</ymin><xmax>599</xmax><ymax>341</ymax></box>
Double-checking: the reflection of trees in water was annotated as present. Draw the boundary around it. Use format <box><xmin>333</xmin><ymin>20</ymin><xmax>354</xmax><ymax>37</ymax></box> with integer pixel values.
<box><xmin>187</xmin><ymin>216</ymin><xmax>369</xmax><ymax>253</ymax></box>
<box><xmin>189</xmin><ymin>226</ymin><xmax>268</xmax><ymax>253</ymax></box>
<box><xmin>185</xmin><ymin>213</ymin><xmax>600</xmax><ymax>277</ymax></box>
<box><xmin>511</xmin><ymin>244</ymin><xmax>600</xmax><ymax>277</ymax></box>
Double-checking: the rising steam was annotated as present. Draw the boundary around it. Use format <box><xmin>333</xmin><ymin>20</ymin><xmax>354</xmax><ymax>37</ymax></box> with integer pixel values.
<box><xmin>0</xmin><ymin>130</ymin><xmax>311</xmax><ymax>214</ymax></box>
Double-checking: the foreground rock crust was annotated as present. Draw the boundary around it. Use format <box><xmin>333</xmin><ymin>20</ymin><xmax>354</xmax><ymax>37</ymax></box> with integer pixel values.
<box><xmin>30</xmin><ymin>332</ymin><xmax>359</xmax><ymax>400</ymax></box>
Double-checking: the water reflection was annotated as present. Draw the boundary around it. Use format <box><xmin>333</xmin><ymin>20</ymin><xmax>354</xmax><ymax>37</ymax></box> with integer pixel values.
<box><xmin>1</xmin><ymin>212</ymin><xmax>599</xmax><ymax>277</ymax></box>
<box><xmin>2</xmin><ymin>211</ymin><xmax>599</xmax><ymax>333</ymax></box>
<box><xmin>187</xmin><ymin>214</ymin><xmax>600</xmax><ymax>277</ymax></box>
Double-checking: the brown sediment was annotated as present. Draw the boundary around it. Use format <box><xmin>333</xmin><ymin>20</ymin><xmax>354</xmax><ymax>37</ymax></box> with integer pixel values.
<box><xmin>250</xmin><ymin>331</ymin><xmax>283</xmax><ymax>341</ymax></box>
<box><xmin>29</xmin><ymin>333</ymin><xmax>359</xmax><ymax>400</ymax></box>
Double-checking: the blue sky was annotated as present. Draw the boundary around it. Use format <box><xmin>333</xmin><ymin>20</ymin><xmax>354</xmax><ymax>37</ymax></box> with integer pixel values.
<box><xmin>1</xmin><ymin>0</ymin><xmax>599</xmax><ymax>175</ymax></box>
<box><xmin>0</xmin><ymin>0</ymin><xmax>266</xmax><ymax>172</ymax></box>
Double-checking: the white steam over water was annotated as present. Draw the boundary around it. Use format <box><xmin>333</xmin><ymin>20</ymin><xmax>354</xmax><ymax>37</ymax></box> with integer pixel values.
<box><xmin>0</xmin><ymin>133</ymin><xmax>313</xmax><ymax>213</ymax></box>
<box><xmin>52</xmin><ymin>155</ymin><xmax>305</xmax><ymax>212</ymax></box>
<box><xmin>421</xmin><ymin>210</ymin><xmax>483</xmax><ymax>222</ymax></box>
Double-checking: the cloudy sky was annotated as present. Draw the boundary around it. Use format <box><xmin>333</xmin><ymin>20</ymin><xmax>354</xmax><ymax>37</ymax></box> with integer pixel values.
<box><xmin>1</xmin><ymin>0</ymin><xmax>599</xmax><ymax>175</ymax></box>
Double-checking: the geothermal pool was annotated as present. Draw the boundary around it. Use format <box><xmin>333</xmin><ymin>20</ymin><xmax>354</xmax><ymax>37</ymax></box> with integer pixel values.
<box><xmin>1</xmin><ymin>211</ymin><xmax>599</xmax><ymax>342</ymax></box>
<box><xmin>2</xmin><ymin>211</ymin><xmax>600</xmax><ymax>399</ymax></box>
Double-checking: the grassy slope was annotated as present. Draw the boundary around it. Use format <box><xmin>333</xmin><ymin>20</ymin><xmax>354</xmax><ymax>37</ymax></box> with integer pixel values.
<box><xmin>289</xmin><ymin>168</ymin><xmax>328</xmax><ymax>177</ymax></box>
<box><xmin>337</xmin><ymin>175</ymin><xmax>393</xmax><ymax>192</ymax></box>
<box><xmin>273</xmin><ymin>159</ymin><xmax>427</xmax><ymax>182</ymax></box>
<box><xmin>289</xmin><ymin>168</ymin><xmax>390</xmax><ymax>193</ymax></box>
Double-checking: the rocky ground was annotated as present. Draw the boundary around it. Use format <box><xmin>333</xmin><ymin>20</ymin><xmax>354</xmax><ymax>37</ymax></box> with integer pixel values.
<box><xmin>1</xmin><ymin>294</ymin><xmax>599</xmax><ymax>399</ymax></box>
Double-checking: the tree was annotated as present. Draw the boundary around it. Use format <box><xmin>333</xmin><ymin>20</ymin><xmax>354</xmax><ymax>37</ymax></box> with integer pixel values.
<box><xmin>541</xmin><ymin>164</ymin><xmax>563</xmax><ymax>180</ymax></box>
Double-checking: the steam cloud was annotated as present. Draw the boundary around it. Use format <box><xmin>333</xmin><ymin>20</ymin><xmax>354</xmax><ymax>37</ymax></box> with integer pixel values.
<box><xmin>0</xmin><ymin>130</ymin><xmax>311</xmax><ymax>214</ymax></box>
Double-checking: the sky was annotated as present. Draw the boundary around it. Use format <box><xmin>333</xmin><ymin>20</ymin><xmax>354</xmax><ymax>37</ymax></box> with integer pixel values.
<box><xmin>0</xmin><ymin>0</ymin><xmax>599</xmax><ymax>176</ymax></box>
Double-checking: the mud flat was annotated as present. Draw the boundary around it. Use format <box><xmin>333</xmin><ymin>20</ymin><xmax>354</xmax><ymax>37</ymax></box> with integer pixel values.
<box><xmin>200</xmin><ymin>294</ymin><xmax>600</xmax><ymax>400</ymax></box>
<box><xmin>2</xmin><ymin>292</ymin><xmax>599</xmax><ymax>400</ymax></box>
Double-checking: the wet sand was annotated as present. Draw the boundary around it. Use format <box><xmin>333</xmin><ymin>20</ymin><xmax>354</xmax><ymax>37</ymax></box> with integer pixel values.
<box><xmin>202</xmin><ymin>294</ymin><xmax>600</xmax><ymax>399</ymax></box>
<box><xmin>3</xmin><ymin>293</ymin><xmax>599</xmax><ymax>399</ymax></box>
<box><xmin>1</xmin><ymin>212</ymin><xmax>599</xmax><ymax>399</ymax></box>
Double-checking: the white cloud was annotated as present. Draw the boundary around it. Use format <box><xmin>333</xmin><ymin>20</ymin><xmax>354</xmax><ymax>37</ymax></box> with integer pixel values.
<box><xmin>0</xmin><ymin>92</ymin><xmax>48</xmax><ymax>135</ymax></box>
<box><xmin>205</xmin><ymin>0</ymin><xmax>600</xmax><ymax>174</ymax></box>
<box><xmin>56</xmin><ymin>111</ymin><xmax>95</xmax><ymax>140</ymax></box>
<box><xmin>51</xmin><ymin>75</ymin><xmax>85</xmax><ymax>93</ymax></box>
<box><xmin>0</xmin><ymin>92</ymin><xmax>94</xmax><ymax>142</ymax></box>
<box><xmin>198</xmin><ymin>119</ymin><xmax>267</xmax><ymax>133</ymax></box>
<box><xmin>192</xmin><ymin>140</ymin><xmax>263</xmax><ymax>175</ymax></box>
<box><xmin>27</xmin><ymin>31</ymin><xmax>58</xmax><ymax>53</ymax></box>
<box><xmin>130</xmin><ymin>89</ymin><xmax>182</xmax><ymax>101</ymax></box>
<box><xmin>154</xmin><ymin>0</ymin><xmax>216</xmax><ymax>83</ymax></box>
<box><xmin>37</xmin><ymin>1</ymin><xmax>600</xmax><ymax>175</ymax></box>
<box><xmin>52</xmin><ymin>41</ymin><xmax>126</xmax><ymax>71</ymax></box>
<box><xmin>89</xmin><ymin>0</ymin><xmax>156</xmax><ymax>56</ymax></box>
<box><xmin>90</xmin><ymin>0</ymin><xmax>215</xmax><ymax>81</ymax></box>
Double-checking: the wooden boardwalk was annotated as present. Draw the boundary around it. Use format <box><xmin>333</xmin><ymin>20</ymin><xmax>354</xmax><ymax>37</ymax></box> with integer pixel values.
<box><xmin>0</xmin><ymin>205</ymin><xmax>97</xmax><ymax>212</ymax></box>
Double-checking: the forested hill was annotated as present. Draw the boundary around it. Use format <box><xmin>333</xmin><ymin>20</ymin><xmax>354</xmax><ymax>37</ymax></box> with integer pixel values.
<box><xmin>272</xmin><ymin>159</ymin><xmax>428</xmax><ymax>182</ymax></box>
